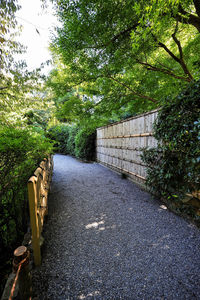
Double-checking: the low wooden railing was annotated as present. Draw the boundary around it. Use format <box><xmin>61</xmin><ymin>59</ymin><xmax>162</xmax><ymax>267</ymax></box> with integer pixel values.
<box><xmin>28</xmin><ymin>155</ymin><xmax>53</xmax><ymax>266</ymax></box>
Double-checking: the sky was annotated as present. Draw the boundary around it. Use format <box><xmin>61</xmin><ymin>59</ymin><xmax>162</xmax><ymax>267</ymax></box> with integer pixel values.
<box><xmin>16</xmin><ymin>0</ymin><xmax>59</xmax><ymax>72</ymax></box>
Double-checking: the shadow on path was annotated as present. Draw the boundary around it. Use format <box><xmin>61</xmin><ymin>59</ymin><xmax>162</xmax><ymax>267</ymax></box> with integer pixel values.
<box><xmin>32</xmin><ymin>154</ymin><xmax>200</xmax><ymax>299</ymax></box>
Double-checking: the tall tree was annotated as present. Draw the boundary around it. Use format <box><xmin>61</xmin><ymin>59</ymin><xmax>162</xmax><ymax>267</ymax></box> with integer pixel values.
<box><xmin>48</xmin><ymin>0</ymin><xmax>200</xmax><ymax>123</ymax></box>
<box><xmin>0</xmin><ymin>0</ymin><xmax>51</xmax><ymax>125</ymax></box>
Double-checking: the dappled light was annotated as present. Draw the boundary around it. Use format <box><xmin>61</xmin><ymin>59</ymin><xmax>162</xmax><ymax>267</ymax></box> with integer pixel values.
<box><xmin>159</xmin><ymin>205</ymin><xmax>168</xmax><ymax>210</ymax></box>
<box><xmin>85</xmin><ymin>220</ymin><xmax>105</xmax><ymax>230</ymax></box>
<box><xmin>31</xmin><ymin>155</ymin><xmax>200</xmax><ymax>299</ymax></box>
<box><xmin>85</xmin><ymin>219</ymin><xmax>117</xmax><ymax>232</ymax></box>
<box><xmin>78</xmin><ymin>290</ymin><xmax>101</xmax><ymax>299</ymax></box>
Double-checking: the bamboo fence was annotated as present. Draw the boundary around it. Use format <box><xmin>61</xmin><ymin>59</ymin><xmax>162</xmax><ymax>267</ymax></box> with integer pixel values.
<box><xmin>28</xmin><ymin>155</ymin><xmax>53</xmax><ymax>266</ymax></box>
<box><xmin>96</xmin><ymin>109</ymin><xmax>159</xmax><ymax>185</ymax></box>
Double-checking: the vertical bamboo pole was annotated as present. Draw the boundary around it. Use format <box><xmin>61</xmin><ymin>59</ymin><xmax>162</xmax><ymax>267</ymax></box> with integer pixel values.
<box><xmin>28</xmin><ymin>176</ymin><xmax>41</xmax><ymax>266</ymax></box>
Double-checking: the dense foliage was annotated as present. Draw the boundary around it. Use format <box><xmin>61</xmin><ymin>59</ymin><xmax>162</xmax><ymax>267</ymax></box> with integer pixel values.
<box><xmin>46</xmin><ymin>0</ymin><xmax>200</xmax><ymax>129</ymax></box>
<box><xmin>47</xmin><ymin>124</ymin><xmax>70</xmax><ymax>153</ymax></box>
<box><xmin>0</xmin><ymin>1</ymin><xmax>54</xmax><ymax>293</ymax></box>
<box><xmin>142</xmin><ymin>80</ymin><xmax>200</xmax><ymax>212</ymax></box>
<box><xmin>0</xmin><ymin>125</ymin><xmax>53</xmax><ymax>289</ymax></box>
<box><xmin>0</xmin><ymin>1</ymin><xmax>49</xmax><ymax>125</ymax></box>
<box><xmin>75</xmin><ymin>128</ymin><xmax>96</xmax><ymax>161</ymax></box>
<box><xmin>47</xmin><ymin>124</ymin><xmax>96</xmax><ymax>161</ymax></box>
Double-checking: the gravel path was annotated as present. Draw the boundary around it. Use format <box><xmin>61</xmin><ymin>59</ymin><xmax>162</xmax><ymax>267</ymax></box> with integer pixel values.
<box><xmin>32</xmin><ymin>154</ymin><xmax>200</xmax><ymax>300</ymax></box>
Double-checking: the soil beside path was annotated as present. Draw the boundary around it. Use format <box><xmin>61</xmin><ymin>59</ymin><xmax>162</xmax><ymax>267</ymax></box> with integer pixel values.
<box><xmin>32</xmin><ymin>154</ymin><xmax>200</xmax><ymax>299</ymax></box>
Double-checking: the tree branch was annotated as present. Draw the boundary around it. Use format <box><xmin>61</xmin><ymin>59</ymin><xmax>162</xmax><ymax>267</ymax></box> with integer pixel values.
<box><xmin>175</xmin><ymin>4</ymin><xmax>200</xmax><ymax>32</ymax></box>
<box><xmin>109</xmin><ymin>23</ymin><xmax>139</xmax><ymax>44</ymax></box>
<box><xmin>156</xmin><ymin>61</ymin><xmax>175</xmax><ymax>72</ymax></box>
<box><xmin>152</xmin><ymin>24</ymin><xmax>193</xmax><ymax>82</ymax></box>
<box><xmin>171</xmin><ymin>22</ymin><xmax>194</xmax><ymax>80</ymax></box>
<box><xmin>137</xmin><ymin>60</ymin><xmax>191</xmax><ymax>82</ymax></box>
<box><xmin>86</xmin><ymin>23</ymin><xmax>139</xmax><ymax>50</ymax></box>
<box><xmin>108</xmin><ymin>75</ymin><xmax>158</xmax><ymax>103</ymax></box>
<box><xmin>0</xmin><ymin>92</ymin><xmax>17</xmax><ymax>98</ymax></box>
<box><xmin>171</xmin><ymin>21</ymin><xmax>183</xmax><ymax>59</ymax></box>
<box><xmin>158</xmin><ymin>41</ymin><xmax>180</xmax><ymax>63</ymax></box>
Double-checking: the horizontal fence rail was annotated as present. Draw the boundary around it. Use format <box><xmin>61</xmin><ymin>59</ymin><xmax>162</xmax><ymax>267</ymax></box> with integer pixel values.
<box><xmin>96</xmin><ymin>109</ymin><xmax>159</xmax><ymax>184</ymax></box>
<box><xmin>28</xmin><ymin>155</ymin><xmax>53</xmax><ymax>266</ymax></box>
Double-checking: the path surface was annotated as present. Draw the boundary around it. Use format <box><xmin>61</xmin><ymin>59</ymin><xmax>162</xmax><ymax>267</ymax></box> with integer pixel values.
<box><xmin>32</xmin><ymin>154</ymin><xmax>200</xmax><ymax>300</ymax></box>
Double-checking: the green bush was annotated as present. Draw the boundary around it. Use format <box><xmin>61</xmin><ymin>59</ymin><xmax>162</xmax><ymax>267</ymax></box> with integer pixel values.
<box><xmin>47</xmin><ymin>124</ymin><xmax>78</xmax><ymax>155</ymax></box>
<box><xmin>47</xmin><ymin>124</ymin><xmax>70</xmax><ymax>153</ymax></box>
<box><xmin>142</xmin><ymin>80</ymin><xmax>200</xmax><ymax>202</ymax></box>
<box><xmin>47</xmin><ymin>124</ymin><xmax>96</xmax><ymax>160</ymax></box>
<box><xmin>0</xmin><ymin>126</ymin><xmax>53</xmax><ymax>272</ymax></box>
<box><xmin>67</xmin><ymin>126</ymin><xmax>78</xmax><ymax>156</ymax></box>
<box><xmin>75</xmin><ymin>128</ymin><xmax>96</xmax><ymax>161</ymax></box>
<box><xmin>24</xmin><ymin>109</ymin><xmax>51</xmax><ymax>130</ymax></box>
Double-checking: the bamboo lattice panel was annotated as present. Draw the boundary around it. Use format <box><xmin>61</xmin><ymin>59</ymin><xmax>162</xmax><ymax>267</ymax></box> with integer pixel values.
<box><xmin>96</xmin><ymin>109</ymin><xmax>159</xmax><ymax>184</ymax></box>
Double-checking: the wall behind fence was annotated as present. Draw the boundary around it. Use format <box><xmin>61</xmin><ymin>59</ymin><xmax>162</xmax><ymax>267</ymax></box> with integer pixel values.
<box><xmin>96</xmin><ymin>109</ymin><xmax>159</xmax><ymax>185</ymax></box>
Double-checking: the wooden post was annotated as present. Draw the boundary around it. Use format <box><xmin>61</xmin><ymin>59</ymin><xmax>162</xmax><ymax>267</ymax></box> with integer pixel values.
<box><xmin>28</xmin><ymin>176</ymin><xmax>41</xmax><ymax>266</ymax></box>
<box><xmin>13</xmin><ymin>246</ymin><xmax>32</xmax><ymax>299</ymax></box>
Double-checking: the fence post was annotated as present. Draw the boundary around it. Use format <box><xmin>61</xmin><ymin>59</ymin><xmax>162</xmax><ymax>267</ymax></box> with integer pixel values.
<box><xmin>13</xmin><ymin>246</ymin><xmax>32</xmax><ymax>299</ymax></box>
<box><xmin>28</xmin><ymin>176</ymin><xmax>41</xmax><ymax>266</ymax></box>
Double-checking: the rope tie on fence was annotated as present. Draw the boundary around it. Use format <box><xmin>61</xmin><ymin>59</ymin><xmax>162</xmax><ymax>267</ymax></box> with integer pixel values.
<box><xmin>9</xmin><ymin>246</ymin><xmax>31</xmax><ymax>300</ymax></box>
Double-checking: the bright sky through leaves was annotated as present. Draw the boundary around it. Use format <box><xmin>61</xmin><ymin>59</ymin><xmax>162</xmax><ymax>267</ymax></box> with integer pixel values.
<box><xmin>16</xmin><ymin>0</ymin><xmax>58</xmax><ymax>72</ymax></box>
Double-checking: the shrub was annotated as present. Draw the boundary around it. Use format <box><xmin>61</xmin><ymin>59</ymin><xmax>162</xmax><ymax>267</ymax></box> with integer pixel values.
<box><xmin>75</xmin><ymin>128</ymin><xmax>96</xmax><ymax>161</ymax></box>
<box><xmin>47</xmin><ymin>124</ymin><xmax>96</xmax><ymax>160</ymax></box>
<box><xmin>47</xmin><ymin>124</ymin><xmax>70</xmax><ymax>153</ymax></box>
<box><xmin>0</xmin><ymin>126</ymin><xmax>53</xmax><ymax>278</ymax></box>
<box><xmin>142</xmin><ymin>80</ymin><xmax>200</xmax><ymax>202</ymax></box>
<box><xmin>47</xmin><ymin>124</ymin><xmax>79</xmax><ymax>156</ymax></box>
<box><xmin>67</xmin><ymin>126</ymin><xmax>78</xmax><ymax>156</ymax></box>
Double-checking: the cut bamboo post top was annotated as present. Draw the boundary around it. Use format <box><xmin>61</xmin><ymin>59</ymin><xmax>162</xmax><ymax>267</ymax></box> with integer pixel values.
<box><xmin>13</xmin><ymin>246</ymin><xmax>29</xmax><ymax>272</ymax></box>
<box><xmin>14</xmin><ymin>246</ymin><xmax>27</xmax><ymax>260</ymax></box>
<box><xmin>28</xmin><ymin>176</ymin><xmax>37</xmax><ymax>183</ymax></box>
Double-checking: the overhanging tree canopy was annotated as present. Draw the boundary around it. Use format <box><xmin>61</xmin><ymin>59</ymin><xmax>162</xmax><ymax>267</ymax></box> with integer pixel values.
<box><xmin>47</xmin><ymin>0</ymin><xmax>200</xmax><ymax>126</ymax></box>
